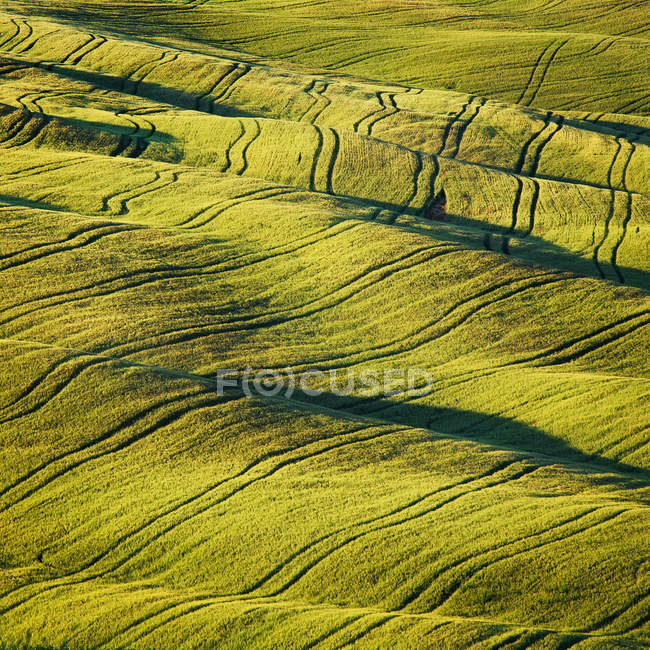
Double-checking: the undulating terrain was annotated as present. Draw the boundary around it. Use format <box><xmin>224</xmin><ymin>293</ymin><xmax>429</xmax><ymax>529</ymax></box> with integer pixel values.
<box><xmin>0</xmin><ymin>1</ymin><xmax>648</xmax><ymax>648</ymax></box>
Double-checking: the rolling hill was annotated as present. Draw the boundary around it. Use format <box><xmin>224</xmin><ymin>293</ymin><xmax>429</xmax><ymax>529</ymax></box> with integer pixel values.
<box><xmin>0</xmin><ymin>1</ymin><xmax>648</xmax><ymax>648</ymax></box>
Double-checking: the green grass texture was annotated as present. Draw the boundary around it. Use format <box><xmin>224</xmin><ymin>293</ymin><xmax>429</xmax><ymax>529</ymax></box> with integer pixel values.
<box><xmin>0</xmin><ymin>1</ymin><xmax>648</xmax><ymax>648</ymax></box>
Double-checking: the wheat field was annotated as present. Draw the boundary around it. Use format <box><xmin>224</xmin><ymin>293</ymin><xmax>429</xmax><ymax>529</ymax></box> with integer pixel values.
<box><xmin>0</xmin><ymin>1</ymin><xmax>648</xmax><ymax>648</ymax></box>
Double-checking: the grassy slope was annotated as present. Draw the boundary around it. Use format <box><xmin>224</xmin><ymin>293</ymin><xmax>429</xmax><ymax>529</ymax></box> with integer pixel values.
<box><xmin>0</xmin><ymin>2</ymin><xmax>648</xmax><ymax>648</ymax></box>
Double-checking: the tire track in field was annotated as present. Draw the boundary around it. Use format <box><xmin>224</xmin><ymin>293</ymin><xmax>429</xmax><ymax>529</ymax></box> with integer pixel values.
<box><xmin>64</xmin><ymin>34</ymin><xmax>106</xmax><ymax>66</ymax></box>
<box><xmin>0</xmin><ymin>222</ymin><xmax>364</xmax><ymax>328</ymax></box>
<box><xmin>525</xmin><ymin>40</ymin><xmax>569</xmax><ymax>107</ymax></box>
<box><xmin>14</xmin><ymin>90</ymin><xmax>76</xmax><ymax>113</ymax></box>
<box><xmin>209</xmin><ymin>63</ymin><xmax>250</xmax><ymax>109</ymax></box>
<box><xmin>100</xmin><ymin>170</ymin><xmax>179</xmax><ymax>215</ymax></box>
<box><xmin>444</xmin><ymin>98</ymin><xmax>486</xmax><ymax>159</ymax></box>
<box><xmin>609</xmin><ymin>192</ymin><xmax>633</xmax><ymax>284</ymax></box>
<box><xmin>132</xmin><ymin>51</ymin><xmax>179</xmax><ymax>96</ymax></box>
<box><xmin>586</xmin><ymin>590</ymin><xmax>650</xmax><ymax>634</ymax></box>
<box><xmin>0</xmin><ymin>354</ymin><xmax>72</xmax><ymax>415</ymax></box>
<box><xmin>104</xmin><ymin>246</ymin><xmax>458</xmax><ymax>360</ymax></box>
<box><xmin>301</xmin><ymin>80</ymin><xmax>330</xmax><ymax>124</ymax></box>
<box><xmin>0</xmin><ymin>391</ymin><xmax>215</xmax><ymax>513</ymax></box>
<box><xmin>60</xmin><ymin>34</ymin><xmax>95</xmax><ymax>65</ymax></box>
<box><xmin>611</xmin><ymin>593</ymin><xmax>650</xmax><ymax>634</ymax></box>
<box><xmin>87</xmin><ymin>425</ymin><xmax>392</xmax><ymax>572</ymax></box>
<box><xmin>527</xmin><ymin>115</ymin><xmax>564</xmax><ymax>176</ymax></box>
<box><xmin>0</xmin><ymin>157</ymin><xmax>87</xmax><ymax>178</ymax></box>
<box><xmin>515</xmin><ymin>311</ymin><xmax>650</xmax><ymax>368</ymax></box>
<box><xmin>249</xmin><ymin>464</ymin><xmax>541</xmax><ymax>598</ymax></box>
<box><xmin>437</xmin><ymin>96</ymin><xmax>477</xmax><ymax>156</ymax></box>
<box><xmin>120</xmin><ymin>50</ymin><xmax>167</xmax><ymax>94</ymax></box>
<box><xmin>309</xmin><ymin>124</ymin><xmax>324</xmax><ymax>191</ymax></box>
<box><xmin>194</xmin><ymin>63</ymin><xmax>236</xmax><ymax>111</ymax></box>
<box><xmin>0</xmin><ymin>357</ymin><xmax>108</xmax><ymax>427</ymax></box>
<box><xmin>328</xmin><ymin>46</ymin><xmax>408</xmax><ymax>71</ymax></box>
<box><xmin>363</xmin><ymin>92</ymin><xmax>399</xmax><ymax>136</ymax></box>
<box><xmin>185</xmin><ymin>188</ymin><xmax>297</xmax><ymax>228</ymax></box>
<box><xmin>231</xmin><ymin>119</ymin><xmax>261</xmax><ymax>175</ymax></box>
<box><xmin>543</xmin><ymin>0</ymin><xmax>648</xmax><ymax>30</ymax></box>
<box><xmin>0</xmin><ymin>224</ymin><xmax>138</xmax><ymax>272</ymax></box>
<box><xmin>309</xmin><ymin>125</ymin><xmax>340</xmax><ymax>193</ymax></box>
<box><xmin>106</xmin><ymin>245</ymin><xmax>457</xmax><ymax>358</ymax></box>
<box><xmin>515</xmin><ymin>40</ymin><xmax>557</xmax><ymax>105</ymax></box>
<box><xmin>230</xmin><ymin>459</ymin><xmax>522</xmax><ymax>596</ymax></box>
<box><xmin>301</xmin><ymin>616</ymin><xmax>367</xmax><ymax>650</ymax></box>
<box><xmin>110</xmin><ymin>601</ymin><xmax>215</xmax><ymax>648</ymax></box>
<box><xmin>0</xmin><ymin>110</ymin><xmax>48</xmax><ymax>149</ymax></box>
<box><xmin>114</xmin><ymin>109</ymin><xmax>155</xmax><ymax>139</ymax></box>
<box><xmin>332</xmin><ymin>616</ymin><xmax>396</xmax><ymax>648</ymax></box>
<box><xmin>98</xmin><ymin>598</ymin><xmax>194</xmax><ymax>649</ymax></box>
<box><xmin>175</xmin><ymin>182</ymin><xmax>287</xmax><ymax>225</ymax></box>
<box><xmin>121</xmin><ymin>270</ymin><xmax>561</xmax><ymax>379</ymax></box>
<box><xmin>520</xmin><ymin>177</ymin><xmax>540</xmax><ymax>238</ymax></box>
<box><xmin>9</xmin><ymin>423</ymin><xmax>398</xmax><ymax>594</ymax></box>
<box><xmin>401</xmin><ymin>508</ymin><xmax>627</xmax><ymax>611</ymax></box>
<box><xmin>615</xmin><ymin>435</ymin><xmax>650</xmax><ymax>464</ymax></box>
<box><xmin>221</xmin><ymin>118</ymin><xmax>246</xmax><ymax>172</ymax></box>
<box><xmin>508</xmin><ymin>176</ymin><xmax>524</xmax><ymax>232</ymax></box>
<box><xmin>591</xmin><ymin>187</ymin><xmax>620</xmax><ymax>280</ymax></box>
<box><xmin>325</xmin><ymin>127</ymin><xmax>340</xmax><ymax>194</ymax></box>
<box><xmin>0</xmin><ymin>20</ymin><xmax>32</xmax><ymax>53</ymax></box>
<box><xmin>198</xmin><ymin>63</ymin><xmax>250</xmax><ymax>112</ymax></box>
<box><xmin>0</xmin><ymin>222</ymin><xmax>107</xmax><ymax>262</ymax></box>
<box><xmin>618</xmin><ymin>137</ymin><xmax>637</xmax><ymax>191</ymax></box>
<box><xmin>519</xmin><ymin>113</ymin><xmax>565</xmax><ymax>177</ymax></box>
<box><xmin>13</xmin><ymin>28</ymin><xmax>54</xmax><ymax>56</ymax></box>
<box><xmin>247</xmin><ymin>273</ymin><xmax>567</xmax><ymax>377</ymax></box>
<box><xmin>0</xmin><ymin>19</ymin><xmax>21</xmax><ymax>49</ymax></box>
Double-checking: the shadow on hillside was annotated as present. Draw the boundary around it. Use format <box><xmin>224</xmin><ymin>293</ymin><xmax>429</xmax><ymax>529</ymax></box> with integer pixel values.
<box><xmin>293</xmin><ymin>389</ymin><xmax>650</xmax><ymax>490</ymax></box>
<box><xmin>561</xmin><ymin>115</ymin><xmax>650</xmax><ymax>143</ymax></box>
<box><xmin>0</xmin><ymin>194</ymin><xmax>70</xmax><ymax>213</ymax></box>
<box><xmin>331</xmin><ymin>192</ymin><xmax>650</xmax><ymax>293</ymax></box>
<box><xmin>17</xmin><ymin>56</ymin><xmax>264</xmax><ymax>120</ymax></box>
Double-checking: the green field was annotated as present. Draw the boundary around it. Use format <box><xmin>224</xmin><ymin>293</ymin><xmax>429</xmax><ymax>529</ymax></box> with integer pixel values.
<box><xmin>0</xmin><ymin>1</ymin><xmax>648</xmax><ymax>648</ymax></box>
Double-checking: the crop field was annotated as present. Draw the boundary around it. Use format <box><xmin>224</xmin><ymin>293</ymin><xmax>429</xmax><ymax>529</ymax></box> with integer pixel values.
<box><xmin>0</xmin><ymin>0</ymin><xmax>648</xmax><ymax>648</ymax></box>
